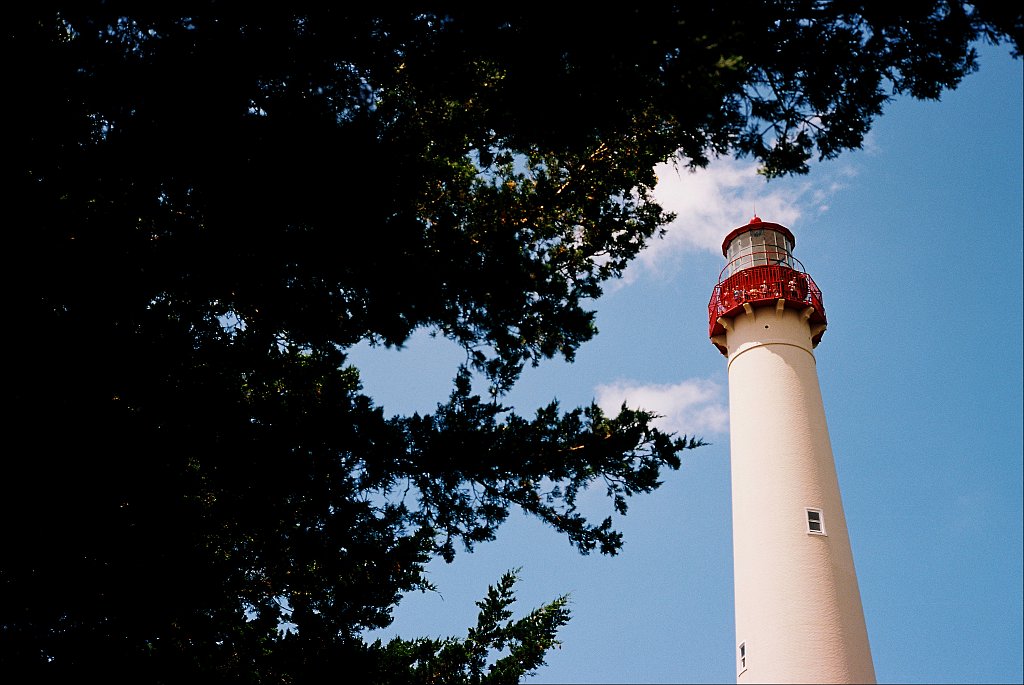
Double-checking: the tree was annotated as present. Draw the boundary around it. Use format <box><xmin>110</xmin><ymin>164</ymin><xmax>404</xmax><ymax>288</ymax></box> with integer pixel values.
<box><xmin>4</xmin><ymin>4</ymin><xmax>1020</xmax><ymax>682</ymax></box>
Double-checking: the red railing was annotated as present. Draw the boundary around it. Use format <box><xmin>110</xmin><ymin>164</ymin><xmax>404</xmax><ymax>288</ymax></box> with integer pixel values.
<box><xmin>708</xmin><ymin>264</ymin><xmax>827</xmax><ymax>341</ymax></box>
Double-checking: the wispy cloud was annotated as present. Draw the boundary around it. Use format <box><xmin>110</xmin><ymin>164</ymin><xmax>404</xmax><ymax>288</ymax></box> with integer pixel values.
<box><xmin>616</xmin><ymin>157</ymin><xmax>851</xmax><ymax>285</ymax></box>
<box><xmin>594</xmin><ymin>377</ymin><xmax>728</xmax><ymax>438</ymax></box>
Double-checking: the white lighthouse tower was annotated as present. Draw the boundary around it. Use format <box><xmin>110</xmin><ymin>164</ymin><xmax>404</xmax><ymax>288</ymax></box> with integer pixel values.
<box><xmin>708</xmin><ymin>217</ymin><xmax>875</xmax><ymax>684</ymax></box>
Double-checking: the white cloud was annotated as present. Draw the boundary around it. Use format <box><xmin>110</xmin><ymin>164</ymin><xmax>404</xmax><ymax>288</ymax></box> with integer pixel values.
<box><xmin>614</xmin><ymin>156</ymin><xmax>851</xmax><ymax>285</ymax></box>
<box><xmin>594</xmin><ymin>377</ymin><xmax>729</xmax><ymax>438</ymax></box>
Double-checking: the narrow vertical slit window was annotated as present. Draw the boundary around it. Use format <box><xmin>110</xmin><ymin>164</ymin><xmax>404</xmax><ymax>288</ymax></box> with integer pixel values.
<box><xmin>738</xmin><ymin>641</ymin><xmax>747</xmax><ymax>673</ymax></box>
<box><xmin>806</xmin><ymin>507</ymin><xmax>826</xmax><ymax>535</ymax></box>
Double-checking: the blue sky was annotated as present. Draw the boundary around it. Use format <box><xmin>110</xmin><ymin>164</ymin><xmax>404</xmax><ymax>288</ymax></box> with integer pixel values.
<box><xmin>353</xmin><ymin>41</ymin><xmax>1023</xmax><ymax>683</ymax></box>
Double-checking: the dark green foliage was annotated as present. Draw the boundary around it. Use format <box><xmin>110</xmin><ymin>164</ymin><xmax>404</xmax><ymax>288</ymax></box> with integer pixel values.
<box><xmin>3</xmin><ymin>3</ymin><xmax>1018</xmax><ymax>682</ymax></box>
<box><xmin>370</xmin><ymin>569</ymin><xmax>570</xmax><ymax>684</ymax></box>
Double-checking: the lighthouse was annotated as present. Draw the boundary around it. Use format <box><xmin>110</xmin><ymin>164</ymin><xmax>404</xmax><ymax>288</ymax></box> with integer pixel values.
<box><xmin>708</xmin><ymin>217</ymin><xmax>875</xmax><ymax>683</ymax></box>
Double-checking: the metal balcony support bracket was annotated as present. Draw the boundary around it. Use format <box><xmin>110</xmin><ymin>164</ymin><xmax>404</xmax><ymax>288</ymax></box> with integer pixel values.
<box><xmin>717</xmin><ymin>316</ymin><xmax>733</xmax><ymax>332</ymax></box>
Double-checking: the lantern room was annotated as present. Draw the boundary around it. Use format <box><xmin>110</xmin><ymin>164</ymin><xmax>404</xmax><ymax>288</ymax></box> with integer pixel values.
<box><xmin>708</xmin><ymin>216</ymin><xmax>828</xmax><ymax>356</ymax></box>
<box><xmin>721</xmin><ymin>217</ymin><xmax>796</xmax><ymax>277</ymax></box>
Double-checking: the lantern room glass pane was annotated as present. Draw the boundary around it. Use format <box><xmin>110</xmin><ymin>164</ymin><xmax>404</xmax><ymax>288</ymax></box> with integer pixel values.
<box><xmin>750</xmin><ymin>228</ymin><xmax>767</xmax><ymax>266</ymax></box>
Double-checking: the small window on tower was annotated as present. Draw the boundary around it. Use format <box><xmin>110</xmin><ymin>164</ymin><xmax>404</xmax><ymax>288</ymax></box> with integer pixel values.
<box><xmin>738</xmin><ymin>641</ymin><xmax>747</xmax><ymax>673</ymax></box>
<box><xmin>806</xmin><ymin>508</ymin><xmax>826</xmax><ymax>535</ymax></box>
